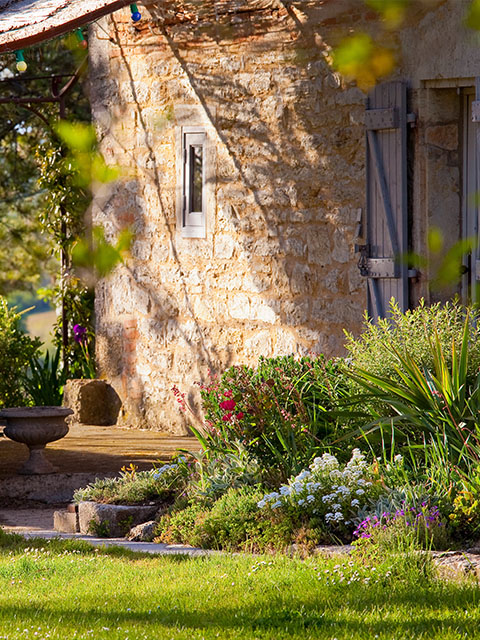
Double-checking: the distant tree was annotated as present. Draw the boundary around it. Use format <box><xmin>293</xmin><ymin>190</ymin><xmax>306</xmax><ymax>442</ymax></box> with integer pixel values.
<box><xmin>0</xmin><ymin>35</ymin><xmax>90</xmax><ymax>295</ymax></box>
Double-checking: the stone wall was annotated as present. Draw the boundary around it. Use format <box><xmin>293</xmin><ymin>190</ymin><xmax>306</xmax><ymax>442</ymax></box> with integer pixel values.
<box><xmin>89</xmin><ymin>0</ymin><xmax>441</xmax><ymax>432</ymax></box>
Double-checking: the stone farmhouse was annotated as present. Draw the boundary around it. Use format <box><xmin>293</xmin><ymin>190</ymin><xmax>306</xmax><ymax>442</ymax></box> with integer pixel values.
<box><xmin>1</xmin><ymin>0</ymin><xmax>479</xmax><ymax>433</ymax></box>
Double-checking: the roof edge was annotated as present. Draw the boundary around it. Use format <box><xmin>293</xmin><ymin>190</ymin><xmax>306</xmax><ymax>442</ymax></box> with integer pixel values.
<box><xmin>0</xmin><ymin>0</ymin><xmax>131</xmax><ymax>53</ymax></box>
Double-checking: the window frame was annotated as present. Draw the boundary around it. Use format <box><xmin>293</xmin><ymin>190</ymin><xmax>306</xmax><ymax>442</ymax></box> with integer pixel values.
<box><xmin>177</xmin><ymin>125</ymin><xmax>209</xmax><ymax>238</ymax></box>
<box><xmin>183</xmin><ymin>129</ymin><xmax>206</xmax><ymax>234</ymax></box>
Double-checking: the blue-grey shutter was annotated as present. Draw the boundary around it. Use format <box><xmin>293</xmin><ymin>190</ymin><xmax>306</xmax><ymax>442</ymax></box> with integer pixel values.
<box><xmin>362</xmin><ymin>81</ymin><xmax>408</xmax><ymax>321</ymax></box>
<box><xmin>471</xmin><ymin>80</ymin><xmax>480</xmax><ymax>301</ymax></box>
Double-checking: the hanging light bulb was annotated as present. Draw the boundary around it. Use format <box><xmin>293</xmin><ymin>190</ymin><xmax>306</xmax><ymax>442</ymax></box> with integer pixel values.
<box><xmin>75</xmin><ymin>28</ymin><xmax>88</xmax><ymax>49</ymax></box>
<box><xmin>15</xmin><ymin>50</ymin><xmax>27</xmax><ymax>73</ymax></box>
<box><xmin>130</xmin><ymin>3</ymin><xmax>141</xmax><ymax>22</ymax></box>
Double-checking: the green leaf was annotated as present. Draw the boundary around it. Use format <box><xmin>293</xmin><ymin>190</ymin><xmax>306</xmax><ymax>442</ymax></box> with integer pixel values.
<box><xmin>465</xmin><ymin>0</ymin><xmax>480</xmax><ymax>30</ymax></box>
<box><xmin>55</xmin><ymin>122</ymin><xmax>96</xmax><ymax>153</ymax></box>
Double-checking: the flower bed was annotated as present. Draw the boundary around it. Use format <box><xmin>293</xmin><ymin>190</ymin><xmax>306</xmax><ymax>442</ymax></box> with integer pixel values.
<box><xmin>74</xmin><ymin>301</ymin><xmax>480</xmax><ymax>551</ymax></box>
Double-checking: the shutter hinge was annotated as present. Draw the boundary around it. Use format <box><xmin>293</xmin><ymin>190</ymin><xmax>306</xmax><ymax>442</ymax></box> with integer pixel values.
<box><xmin>357</xmin><ymin>244</ymin><xmax>369</xmax><ymax>276</ymax></box>
<box><xmin>407</xmin><ymin>112</ymin><xmax>417</xmax><ymax>127</ymax></box>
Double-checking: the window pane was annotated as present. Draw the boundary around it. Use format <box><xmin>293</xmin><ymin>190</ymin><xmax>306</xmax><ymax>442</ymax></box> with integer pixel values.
<box><xmin>190</xmin><ymin>145</ymin><xmax>203</xmax><ymax>212</ymax></box>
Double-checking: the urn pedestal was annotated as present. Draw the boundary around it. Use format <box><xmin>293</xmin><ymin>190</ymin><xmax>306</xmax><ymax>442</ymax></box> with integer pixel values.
<box><xmin>0</xmin><ymin>406</ymin><xmax>73</xmax><ymax>474</ymax></box>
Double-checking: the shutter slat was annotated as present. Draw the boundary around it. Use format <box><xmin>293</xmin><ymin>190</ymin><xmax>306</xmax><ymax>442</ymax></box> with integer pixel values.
<box><xmin>364</xmin><ymin>81</ymin><xmax>408</xmax><ymax>321</ymax></box>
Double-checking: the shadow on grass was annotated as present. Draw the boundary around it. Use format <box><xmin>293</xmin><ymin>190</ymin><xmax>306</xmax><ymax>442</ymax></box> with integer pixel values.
<box><xmin>0</xmin><ymin>591</ymin><xmax>479</xmax><ymax>638</ymax></box>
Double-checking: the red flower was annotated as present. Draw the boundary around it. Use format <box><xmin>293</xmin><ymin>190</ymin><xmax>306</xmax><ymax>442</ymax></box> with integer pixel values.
<box><xmin>219</xmin><ymin>399</ymin><xmax>236</xmax><ymax>411</ymax></box>
<box><xmin>236</xmin><ymin>412</ymin><xmax>244</xmax><ymax>420</ymax></box>
<box><xmin>222</xmin><ymin>412</ymin><xmax>233</xmax><ymax>422</ymax></box>
<box><xmin>223</xmin><ymin>390</ymin><xmax>233</xmax><ymax>398</ymax></box>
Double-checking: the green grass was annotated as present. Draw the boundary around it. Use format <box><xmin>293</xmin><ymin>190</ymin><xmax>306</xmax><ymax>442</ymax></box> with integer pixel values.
<box><xmin>0</xmin><ymin>531</ymin><xmax>479</xmax><ymax>639</ymax></box>
<box><xmin>25</xmin><ymin>309</ymin><xmax>56</xmax><ymax>351</ymax></box>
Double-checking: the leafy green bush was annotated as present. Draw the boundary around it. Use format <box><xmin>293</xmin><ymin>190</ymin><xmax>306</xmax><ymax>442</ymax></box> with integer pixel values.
<box><xmin>348</xmin><ymin>312</ymin><xmax>480</xmax><ymax>467</ymax></box>
<box><xmin>179</xmin><ymin>441</ymin><xmax>261</xmax><ymax>499</ymax></box>
<box><xmin>73</xmin><ymin>463</ymin><xmax>187</xmax><ymax>505</ymax></box>
<box><xmin>344</xmin><ymin>299</ymin><xmax>480</xmax><ymax>387</ymax></box>
<box><xmin>155</xmin><ymin>500</ymin><xmax>206</xmax><ymax>545</ymax></box>
<box><xmin>197</xmin><ymin>354</ymin><xmax>349</xmax><ymax>481</ymax></box>
<box><xmin>449</xmin><ymin>467</ymin><xmax>480</xmax><ymax>538</ymax></box>
<box><xmin>0</xmin><ymin>297</ymin><xmax>41</xmax><ymax>407</ymax></box>
<box><xmin>156</xmin><ymin>486</ymin><xmax>295</xmax><ymax>552</ymax></box>
<box><xmin>22</xmin><ymin>346</ymin><xmax>66</xmax><ymax>406</ymax></box>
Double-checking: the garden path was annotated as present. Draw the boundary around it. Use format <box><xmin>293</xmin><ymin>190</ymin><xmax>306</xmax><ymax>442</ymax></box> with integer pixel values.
<box><xmin>0</xmin><ymin>422</ymin><xmax>198</xmax><ymax>478</ymax></box>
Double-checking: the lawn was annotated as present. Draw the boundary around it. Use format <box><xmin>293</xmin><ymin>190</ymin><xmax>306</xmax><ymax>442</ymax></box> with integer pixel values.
<box><xmin>0</xmin><ymin>532</ymin><xmax>479</xmax><ymax>640</ymax></box>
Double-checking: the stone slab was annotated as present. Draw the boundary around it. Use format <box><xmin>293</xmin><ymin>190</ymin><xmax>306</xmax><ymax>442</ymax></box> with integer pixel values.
<box><xmin>54</xmin><ymin>509</ymin><xmax>78</xmax><ymax>533</ymax></box>
<box><xmin>63</xmin><ymin>379</ymin><xmax>122</xmax><ymax>426</ymax></box>
<box><xmin>77</xmin><ymin>501</ymin><xmax>158</xmax><ymax>537</ymax></box>
<box><xmin>0</xmin><ymin>472</ymin><xmax>118</xmax><ymax>503</ymax></box>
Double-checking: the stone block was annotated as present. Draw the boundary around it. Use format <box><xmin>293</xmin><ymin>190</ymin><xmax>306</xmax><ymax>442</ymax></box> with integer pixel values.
<box><xmin>77</xmin><ymin>501</ymin><xmax>158</xmax><ymax>537</ymax></box>
<box><xmin>54</xmin><ymin>509</ymin><xmax>79</xmax><ymax>534</ymax></box>
<box><xmin>425</xmin><ymin>124</ymin><xmax>458</xmax><ymax>151</ymax></box>
<box><xmin>63</xmin><ymin>379</ymin><xmax>122</xmax><ymax>426</ymax></box>
<box><xmin>127</xmin><ymin>520</ymin><xmax>157</xmax><ymax>541</ymax></box>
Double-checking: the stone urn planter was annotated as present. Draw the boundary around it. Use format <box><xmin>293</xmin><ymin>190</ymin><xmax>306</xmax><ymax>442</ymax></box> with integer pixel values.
<box><xmin>0</xmin><ymin>406</ymin><xmax>73</xmax><ymax>474</ymax></box>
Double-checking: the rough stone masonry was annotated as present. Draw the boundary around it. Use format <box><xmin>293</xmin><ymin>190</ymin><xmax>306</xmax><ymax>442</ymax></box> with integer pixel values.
<box><xmin>88</xmin><ymin>0</ymin><xmax>378</xmax><ymax>432</ymax></box>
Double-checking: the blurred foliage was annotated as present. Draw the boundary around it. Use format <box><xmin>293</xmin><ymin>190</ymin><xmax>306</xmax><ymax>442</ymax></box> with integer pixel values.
<box><xmin>365</xmin><ymin>0</ymin><xmax>410</xmax><ymax>28</ymax></box>
<box><xmin>332</xmin><ymin>0</ymin><xmax>479</xmax><ymax>89</ymax></box>
<box><xmin>0</xmin><ymin>297</ymin><xmax>41</xmax><ymax>408</ymax></box>
<box><xmin>405</xmin><ymin>228</ymin><xmax>477</xmax><ymax>293</ymax></box>
<box><xmin>332</xmin><ymin>33</ymin><xmax>396</xmax><ymax>90</ymax></box>
<box><xmin>0</xmin><ymin>37</ymin><xmax>89</xmax><ymax>295</ymax></box>
<box><xmin>465</xmin><ymin>0</ymin><xmax>480</xmax><ymax>30</ymax></box>
<box><xmin>72</xmin><ymin>226</ymin><xmax>133</xmax><ymax>281</ymax></box>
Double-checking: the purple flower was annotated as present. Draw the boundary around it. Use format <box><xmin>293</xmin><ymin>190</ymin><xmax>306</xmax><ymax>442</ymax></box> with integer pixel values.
<box><xmin>73</xmin><ymin>324</ymin><xmax>87</xmax><ymax>343</ymax></box>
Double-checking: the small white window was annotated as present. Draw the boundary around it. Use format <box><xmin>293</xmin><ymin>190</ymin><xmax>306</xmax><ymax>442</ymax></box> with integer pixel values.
<box><xmin>175</xmin><ymin>126</ymin><xmax>208</xmax><ymax>238</ymax></box>
<box><xmin>182</xmin><ymin>129</ymin><xmax>206</xmax><ymax>236</ymax></box>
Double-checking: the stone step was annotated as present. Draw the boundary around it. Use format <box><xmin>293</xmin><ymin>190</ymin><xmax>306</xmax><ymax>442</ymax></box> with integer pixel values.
<box><xmin>0</xmin><ymin>472</ymin><xmax>118</xmax><ymax>503</ymax></box>
<box><xmin>54</xmin><ymin>508</ymin><xmax>79</xmax><ymax>533</ymax></box>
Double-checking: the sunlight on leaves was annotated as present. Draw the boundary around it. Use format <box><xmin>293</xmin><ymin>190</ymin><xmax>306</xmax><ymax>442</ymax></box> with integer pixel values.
<box><xmin>332</xmin><ymin>33</ymin><xmax>395</xmax><ymax>90</ymax></box>
<box><xmin>427</xmin><ymin>228</ymin><xmax>444</xmax><ymax>254</ymax></box>
<box><xmin>72</xmin><ymin>227</ymin><xmax>133</xmax><ymax>279</ymax></box>
<box><xmin>55</xmin><ymin>121</ymin><xmax>120</xmax><ymax>187</ymax></box>
<box><xmin>408</xmin><ymin>227</ymin><xmax>478</xmax><ymax>292</ymax></box>
<box><xmin>366</xmin><ymin>0</ymin><xmax>410</xmax><ymax>29</ymax></box>
<box><xmin>465</xmin><ymin>0</ymin><xmax>480</xmax><ymax>30</ymax></box>
<box><xmin>56</xmin><ymin>121</ymin><xmax>96</xmax><ymax>153</ymax></box>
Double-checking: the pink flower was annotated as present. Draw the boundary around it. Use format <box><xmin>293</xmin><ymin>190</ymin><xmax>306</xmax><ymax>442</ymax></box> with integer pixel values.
<box><xmin>236</xmin><ymin>412</ymin><xmax>244</xmax><ymax>420</ymax></box>
<box><xmin>219</xmin><ymin>399</ymin><xmax>236</xmax><ymax>411</ymax></box>
<box><xmin>222</xmin><ymin>412</ymin><xmax>233</xmax><ymax>422</ymax></box>
<box><xmin>223</xmin><ymin>390</ymin><xmax>233</xmax><ymax>398</ymax></box>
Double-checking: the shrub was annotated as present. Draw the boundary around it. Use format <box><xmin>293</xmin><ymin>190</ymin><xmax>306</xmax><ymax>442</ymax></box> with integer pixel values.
<box><xmin>179</xmin><ymin>441</ymin><xmax>261</xmax><ymax>500</ymax></box>
<box><xmin>344</xmin><ymin>299</ymin><xmax>480</xmax><ymax>388</ymax></box>
<box><xmin>347</xmin><ymin>311</ymin><xmax>480</xmax><ymax>467</ymax></box>
<box><xmin>353</xmin><ymin>503</ymin><xmax>448</xmax><ymax>553</ymax></box>
<box><xmin>155</xmin><ymin>501</ymin><xmax>206</xmax><ymax>545</ymax></box>
<box><xmin>156</xmin><ymin>486</ymin><xmax>295</xmax><ymax>552</ymax></box>
<box><xmin>0</xmin><ymin>297</ymin><xmax>41</xmax><ymax>408</ymax></box>
<box><xmin>73</xmin><ymin>462</ymin><xmax>187</xmax><ymax>505</ymax></box>
<box><xmin>257</xmin><ymin>449</ymin><xmax>381</xmax><ymax>541</ymax></box>
<box><xmin>449</xmin><ymin>466</ymin><xmax>480</xmax><ymax>538</ymax></box>
<box><xmin>197</xmin><ymin>354</ymin><xmax>349</xmax><ymax>481</ymax></box>
<box><xmin>22</xmin><ymin>346</ymin><xmax>66</xmax><ymax>406</ymax></box>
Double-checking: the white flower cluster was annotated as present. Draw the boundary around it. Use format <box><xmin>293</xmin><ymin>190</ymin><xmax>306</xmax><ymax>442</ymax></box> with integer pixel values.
<box><xmin>152</xmin><ymin>464</ymin><xmax>176</xmax><ymax>480</ymax></box>
<box><xmin>152</xmin><ymin>456</ymin><xmax>187</xmax><ymax>480</ymax></box>
<box><xmin>257</xmin><ymin>449</ymin><xmax>375</xmax><ymax>529</ymax></box>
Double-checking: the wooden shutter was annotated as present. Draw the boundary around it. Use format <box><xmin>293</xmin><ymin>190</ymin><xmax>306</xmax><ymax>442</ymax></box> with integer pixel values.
<box><xmin>362</xmin><ymin>81</ymin><xmax>408</xmax><ymax>321</ymax></box>
<box><xmin>470</xmin><ymin>80</ymin><xmax>480</xmax><ymax>302</ymax></box>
